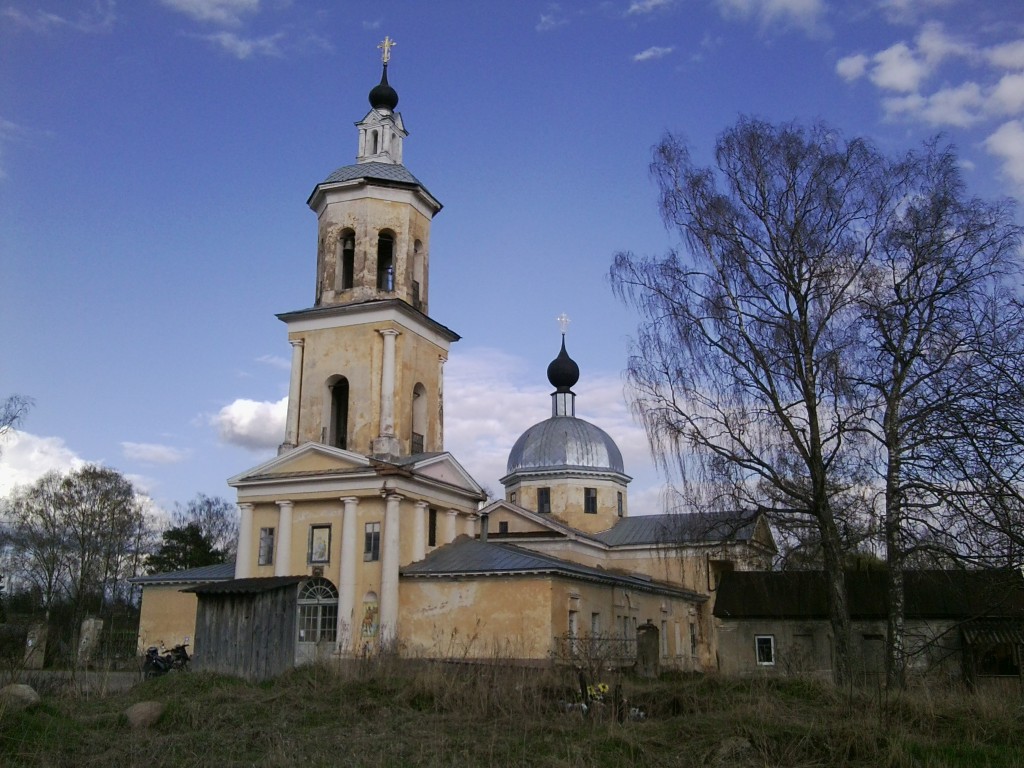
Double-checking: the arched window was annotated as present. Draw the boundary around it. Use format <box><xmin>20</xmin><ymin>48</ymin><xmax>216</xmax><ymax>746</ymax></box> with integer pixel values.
<box><xmin>328</xmin><ymin>376</ymin><xmax>349</xmax><ymax>450</ymax></box>
<box><xmin>411</xmin><ymin>383</ymin><xmax>427</xmax><ymax>453</ymax></box>
<box><xmin>411</xmin><ymin>239</ymin><xmax>423</xmax><ymax>310</ymax></box>
<box><xmin>370</xmin><ymin>129</ymin><xmax>379</xmax><ymax>155</ymax></box>
<box><xmin>337</xmin><ymin>230</ymin><xmax>355</xmax><ymax>291</ymax></box>
<box><xmin>298</xmin><ymin>577</ymin><xmax>338</xmax><ymax>644</ymax></box>
<box><xmin>376</xmin><ymin>231</ymin><xmax>394</xmax><ymax>291</ymax></box>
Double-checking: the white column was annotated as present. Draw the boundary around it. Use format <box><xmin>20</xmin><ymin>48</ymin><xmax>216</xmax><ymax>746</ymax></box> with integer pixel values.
<box><xmin>282</xmin><ymin>339</ymin><xmax>304</xmax><ymax>450</ymax></box>
<box><xmin>274</xmin><ymin>500</ymin><xmax>293</xmax><ymax>576</ymax></box>
<box><xmin>379</xmin><ymin>493</ymin><xmax>402</xmax><ymax>643</ymax></box>
<box><xmin>338</xmin><ymin>496</ymin><xmax>359</xmax><ymax>651</ymax></box>
<box><xmin>372</xmin><ymin>329</ymin><xmax>401</xmax><ymax>456</ymax></box>
<box><xmin>437</xmin><ymin>354</ymin><xmax>447</xmax><ymax>450</ymax></box>
<box><xmin>412</xmin><ymin>501</ymin><xmax>428</xmax><ymax>563</ymax></box>
<box><xmin>445</xmin><ymin>509</ymin><xmax>459</xmax><ymax>544</ymax></box>
<box><xmin>463</xmin><ymin>513</ymin><xmax>477</xmax><ymax>539</ymax></box>
<box><xmin>235</xmin><ymin>503</ymin><xmax>254</xmax><ymax>578</ymax></box>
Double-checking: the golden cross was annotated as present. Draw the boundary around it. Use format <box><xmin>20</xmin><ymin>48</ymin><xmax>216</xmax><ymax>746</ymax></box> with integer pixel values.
<box><xmin>378</xmin><ymin>36</ymin><xmax>396</xmax><ymax>64</ymax></box>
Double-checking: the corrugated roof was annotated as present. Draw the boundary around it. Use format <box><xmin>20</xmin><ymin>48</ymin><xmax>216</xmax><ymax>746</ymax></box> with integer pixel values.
<box><xmin>130</xmin><ymin>561</ymin><xmax>236</xmax><ymax>585</ymax></box>
<box><xmin>594</xmin><ymin>511</ymin><xmax>759</xmax><ymax>547</ymax></box>
<box><xmin>402</xmin><ymin>538</ymin><xmax>705</xmax><ymax>600</ymax></box>
<box><xmin>714</xmin><ymin>570</ymin><xmax>1024</xmax><ymax>620</ymax></box>
<box><xmin>183</xmin><ymin>576</ymin><xmax>306</xmax><ymax>595</ymax></box>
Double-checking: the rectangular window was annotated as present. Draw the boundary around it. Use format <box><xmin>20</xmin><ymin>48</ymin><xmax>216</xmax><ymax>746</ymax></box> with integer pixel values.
<box><xmin>258</xmin><ymin>527</ymin><xmax>275</xmax><ymax>566</ymax></box>
<box><xmin>617</xmin><ymin>492</ymin><xmax>623</xmax><ymax>517</ymax></box>
<box><xmin>755</xmin><ymin>635</ymin><xmax>775</xmax><ymax>666</ymax></box>
<box><xmin>498</xmin><ymin>521</ymin><xmax>509</xmax><ymax>534</ymax></box>
<box><xmin>661</xmin><ymin>620</ymin><xmax>669</xmax><ymax>657</ymax></box>
<box><xmin>537</xmin><ymin>487</ymin><xmax>551</xmax><ymax>514</ymax></box>
<box><xmin>308</xmin><ymin>525</ymin><xmax>331</xmax><ymax>564</ymax></box>
<box><xmin>428</xmin><ymin>508</ymin><xmax>437</xmax><ymax>547</ymax></box>
<box><xmin>690</xmin><ymin>623</ymin><xmax>698</xmax><ymax>656</ymax></box>
<box><xmin>584</xmin><ymin>487</ymin><xmax>597</xmax><ymax>514</ymax></box>
<box><xmin>364</xmin><ymin>522</ymin><xmax>381</xmax><ymax>562</ymax></box>
<box><xmin>591</xmin><ymin>612</ymin><xmax>600</xmax><ymax>635</ymax></box>
<box><xmin>509</xmin><ymin>491</ymin><xmax>517</xmax><ymax>505</ymax></box>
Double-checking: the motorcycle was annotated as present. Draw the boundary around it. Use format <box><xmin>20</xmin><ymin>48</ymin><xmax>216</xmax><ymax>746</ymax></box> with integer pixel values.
<box><xmin>143</xmin><ymin>643</ymin><xmax>190</xmax><ymax>678</ymax></box>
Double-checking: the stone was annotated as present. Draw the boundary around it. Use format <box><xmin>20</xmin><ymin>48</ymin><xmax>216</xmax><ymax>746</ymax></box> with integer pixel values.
<box><xmin>124</xmin><ymin>700</ymin><xmax>164</xmax><ymax>729</ymax></box>
<box><xmin>0</xmin><ymin>683</ymin><xmax>41</xmax><ymax>711</ymax></box>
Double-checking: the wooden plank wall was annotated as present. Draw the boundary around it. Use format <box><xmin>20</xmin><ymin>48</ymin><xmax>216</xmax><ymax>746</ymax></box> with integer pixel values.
<box><xmin>193</xmin><ymin>585</ymin><xmax>299</xmax><ymax>682</ymax></box>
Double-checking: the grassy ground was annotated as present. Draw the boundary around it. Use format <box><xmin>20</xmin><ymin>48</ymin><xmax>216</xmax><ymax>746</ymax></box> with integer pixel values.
<box><xmin>1</xmin><ymin>660</ymin><xmax>1022</xmax><ymax>767</ymax></box>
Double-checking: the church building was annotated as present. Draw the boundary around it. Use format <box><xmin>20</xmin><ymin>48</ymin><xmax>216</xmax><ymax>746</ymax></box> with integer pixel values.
<box><xmin>134</xmin><ymin>42</ymin><xmax>775</xmax><ymax>680</ymax></box>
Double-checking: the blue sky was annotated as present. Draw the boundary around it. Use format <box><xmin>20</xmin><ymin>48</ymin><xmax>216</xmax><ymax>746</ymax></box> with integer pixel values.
<box><xmin>2</xmin><ymin>0</ymin><xmax>1023</xmax><ymax>518</ymax></box>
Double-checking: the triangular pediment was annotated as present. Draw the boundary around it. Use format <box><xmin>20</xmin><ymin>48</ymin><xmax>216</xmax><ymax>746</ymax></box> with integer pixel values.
<box><xmin>480</xmin><ymin>500</ymin><xmax>580</xmax><ymax>538</ymax></box>
<box><xmin>406</xmin><ymin>453</ymin><xmax>485</xmax><ymax>497</ymax></box>
<box><xmin>228</xmin><ymin>442</ymin><xmax>372</xmax><ymax>486</ymax></box>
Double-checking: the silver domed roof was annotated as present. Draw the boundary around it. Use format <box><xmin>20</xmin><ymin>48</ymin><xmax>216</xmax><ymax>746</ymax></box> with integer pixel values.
<box><xmin>505</xmin><ymin>415</ymin><xmax>625</xmax><ymax>475</ymax></box>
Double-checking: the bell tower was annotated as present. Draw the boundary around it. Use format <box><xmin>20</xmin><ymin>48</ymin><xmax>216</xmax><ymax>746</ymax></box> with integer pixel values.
<box><xmin>278</xmin><ymin>39</ymin><xmax>458</xmax><ymax>460</ymax></box>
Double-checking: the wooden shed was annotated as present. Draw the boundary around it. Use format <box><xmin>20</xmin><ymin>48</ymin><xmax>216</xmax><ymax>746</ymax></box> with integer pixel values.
<box><xmin>184</xmin><ymin>576</ymin><xmax>306</xmax><ymax>682</ymax></box>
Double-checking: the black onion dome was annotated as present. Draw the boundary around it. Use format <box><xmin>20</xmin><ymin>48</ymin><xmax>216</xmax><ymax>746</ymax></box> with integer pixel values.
<box><xmin>546</xmin><ymin>337</ymin><xmax>580</xmax><ymax>391</ymax></box>
<box><xmin>368</xmin><ymin>65</ymin><xmax>399</xmax><ymax>111</ymax></box>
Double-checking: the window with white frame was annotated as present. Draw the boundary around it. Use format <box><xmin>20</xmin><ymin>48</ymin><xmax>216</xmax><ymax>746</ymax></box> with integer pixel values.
<box><xmin>364</xmin><ymin>522</ymin><xmax>381</xmax><ymax>562</ymax></box>
<box><xmin>755</xmin><ymin>635</ymin><xmax>775</xmax><ymax>665</ymax></box>
<box><xmin>297</xmin><ymin>577</ymin><xmax>338</xmax><ymax>644</ymax></box>
<box><xmin>258</xmin><ymin>527</ymin><xmax>275</xmax><ymax>566</ymax></box>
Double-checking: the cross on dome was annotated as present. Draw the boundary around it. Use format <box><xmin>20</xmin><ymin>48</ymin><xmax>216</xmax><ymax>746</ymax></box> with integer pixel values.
<box><xmin>378</xmin><ymin>36</ymin><xmax>396</xmax><ymax>64</ymax></box>
<box><xmin>557</xmin><ymin>313</ymin><xmax>571</xmax><ymax>336</ymax></box>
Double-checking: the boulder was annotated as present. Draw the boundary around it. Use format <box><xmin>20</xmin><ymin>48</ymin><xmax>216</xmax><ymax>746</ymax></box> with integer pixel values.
<box><xmin>124</xmin><ymin>700</ymin><xmax>164</xmax><ymax>730</ymax></box>
<box><xmin>0</xmin><ymin>683</ymin><xmax>41</xmax><ymax>711</ymax></box>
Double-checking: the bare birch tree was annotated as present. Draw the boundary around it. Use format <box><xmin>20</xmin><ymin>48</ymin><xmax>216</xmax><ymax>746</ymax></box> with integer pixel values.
<box><xmin>854</xmin><ymin>143</ymin><xmax>1022</xmax><ymax>687</ymax></box>
<box><xmin>611</xmin><ymin>119</ymin><xmax>900</xmax><ymax>684</ymax></box>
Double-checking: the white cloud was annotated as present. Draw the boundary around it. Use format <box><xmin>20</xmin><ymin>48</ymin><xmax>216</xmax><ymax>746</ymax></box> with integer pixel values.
<box><xmin>987</xmin><ymin>40</ymin><xmax>1024</xmax><ymax>70</ymax></box>
<box><xmin>990</xmin><ymin>73</ymin><xmax>1024</xmax><ymax>117</ymax></box>
<box><xmin>0</xmin><ymin>431</ymin><xmax>86</xmax><ymax>497</ymax></box>
<box><xmin>121</xmin><ymin>442</ymin><xmax>189</xmax><ymax>465</ymax></box>
<box><xmin>870</xmin><ymin>41</ymin><xmax>929</xmax><ymax>92</ymax></box>
<box><xmin>883</xmin><ymin>81</ymin><xmax>984</xmax><ymax>127</ymax></box>
<box><xmin>536</xmin><ymin>5</ymin><xmax>568</xmax><ymax>32</ymax></box>
<box><xmin>714</xmin><ymin>0</ymin><xmax>827</xmax><ymax>35</ymax></box>
<box><xmin>626</xmin><ymin>0</ymin><xmax>674</xmax><ymax>15</ymax></box>
<box><xmin>1</xmin><ymin>1</ymin><xmax>115</xmax><ymax>33</ymax></box>
<box><xmin>160</xmin><ymin>0</ymin><xmax>259</xmax><ymax>26</ymax></box>
<box><xmin>202</xmin><ymin>31</ymin><xmax>282</xmax><ymax>58</ymax></box>
<box><xmin>633</xmin><ymin>45</ymin><xmax>674</xmax><ymax>62</ymax></box>
<box><xmin>211</xmin><ymin>396</ymin><xmax>287</xmax><ymax>450</ymax></box>
<box><xmin>984</xmin><ymin>120</ymin><xmax>1024</xmax><ymax>190</ymax></box>
<box><xmin>836</xmin><ymin>53</ymin><xmax>868</xmax><ymax>81</ymax></box>
<box><xmin>362</xmin><ymin>19</ymin><xmax>382</xmax><ymax>31</ymax></box>
<box><xmin>876</xmin><ymin>0</ymin><xmax>954</xmax><ymax>25</ymax></box>
<box><xmin>256</xmin><ymin>354</ymin><xmax>291</xmax><ymax>370</ymax></box>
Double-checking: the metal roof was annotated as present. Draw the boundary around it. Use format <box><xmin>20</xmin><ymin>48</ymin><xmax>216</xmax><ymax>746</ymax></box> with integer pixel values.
<box><xmin>402</xmin><ymin>537</ymin><xmax>705</xmax><ymax>600</ymax></box>
<box><xmin>130</xmin><ymin>561</ymin><xmax>236</xmax><ymax>585</ymax></box>
<box><xmin>713</xmin><ymin>569</ymin><xmax>1024</xmax><ymax>620</ymax></box>
<box><xmin>183</xmin><ymin>576</ymin><xmax>306</xmax><ymax>595</ymax></box>
<box><xmin>594</xmin><ymin>511</ymin><xmax>760</xmax><ymax>547</ymax></box>
<box><xmin>505</xmin><ymin>415</ymin><xmax>626</xmax><ymax>476</ymax></box>
<box><xmin>320</xmin><ymin>161</ymin><xmax>425</xmax><ymax>188</ymax></box>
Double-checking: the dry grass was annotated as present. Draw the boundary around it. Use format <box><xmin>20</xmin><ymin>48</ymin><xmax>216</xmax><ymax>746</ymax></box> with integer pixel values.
<box><xmin>1</xmin><ymin>660</ymin><xmax>1023</xmax><ymax>767</ymax></box>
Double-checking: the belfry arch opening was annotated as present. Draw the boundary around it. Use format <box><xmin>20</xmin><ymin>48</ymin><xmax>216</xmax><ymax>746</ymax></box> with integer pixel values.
<box><xmin>327</xmin><ymin>375</ymin><xmax>349</xmax><ymax>450</ymax></box>
<box><xmin>412</xmin><ymin>239</ymin><xmax>424</xmax><ymax>310</ymax></box>
<box><xmin>376</xmin><ymin>231</ymin><xmax>395</xmax><ymax>291</ymax></box>
<box><xmin>411</xmin><ymin>382</ymin><xmax>427</xmax><ymax>453</ymax></box>
<box><xmin>337</xmin><ymin>230</ymin><xmax>355</xmax><ymax>291</ymax></box>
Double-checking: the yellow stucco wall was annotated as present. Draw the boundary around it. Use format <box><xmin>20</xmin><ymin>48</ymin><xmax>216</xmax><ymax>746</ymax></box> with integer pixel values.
<box><xmin>136</xmin><ymin>585</ymin><xmax>200</xmax><ymax>654</ymax></box>
<box><xmin>509</xmin><ymin>477</ymin><xmax>627</xmax><ymax>534</ymax></box>
<box><xmin>400</xmin><ymin>577</ymin><xmax>554</xmax><ymax>659</ymax></box>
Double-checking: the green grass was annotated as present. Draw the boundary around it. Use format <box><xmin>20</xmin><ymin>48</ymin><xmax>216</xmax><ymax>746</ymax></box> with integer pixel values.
<box><xmin>2</xmin><ymin>662</ymin><xmax>1023</xmax><ymax>767</ymax></box>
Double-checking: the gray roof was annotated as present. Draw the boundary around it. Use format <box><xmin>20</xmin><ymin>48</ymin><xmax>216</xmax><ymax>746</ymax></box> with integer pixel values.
<box><xmin>321</xmin><ymin>161</ymin><xmax>425</xmax><ymax>188</ymax></box>
<box><xmin>594</xmin><ymin>511</ymin><xmax>760</xmax><ymax>547</ymax></box>
<box><xmin>402</xmin><ymin>537</ymin><xmax>705</xmax><ymax>600</ymax></box>
<box><xmin>130</xmin><ymin>561</ymin><xmax>236</xmax><ymax>585</ymax></box>
<box><xmin>505</xmin><ymin>416</ymin><xmax>627</xmax><ymax>477</ymax></box>
<box><xmin>184</xmin><ymin>575</ymin><xmax>306</xmax><ymax>595</ymax></box>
